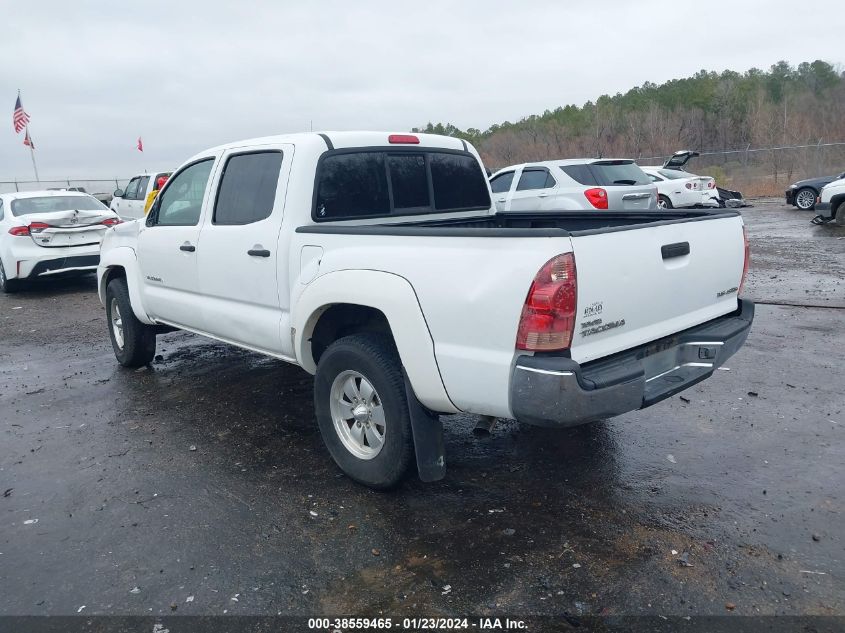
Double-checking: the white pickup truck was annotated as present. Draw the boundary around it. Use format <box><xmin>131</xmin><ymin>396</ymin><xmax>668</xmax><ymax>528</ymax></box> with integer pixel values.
<box><xmin>97</xmin><ymin>131</ymin><xmax>754</xmax><ymax>488</ymax></box>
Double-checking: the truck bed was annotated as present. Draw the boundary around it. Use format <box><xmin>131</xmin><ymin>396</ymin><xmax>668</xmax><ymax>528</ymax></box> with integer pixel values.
<box><xmin>296</xmin><ymin>209</ymin><xmax>740</xmax><ymax>237</ymax></box>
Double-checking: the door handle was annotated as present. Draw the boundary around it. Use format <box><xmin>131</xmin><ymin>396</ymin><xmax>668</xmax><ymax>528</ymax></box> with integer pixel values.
<box><xmin>497</xmin><ymin>198</ymin><xmax>506</xmax><ymax>203</ymax></box>
<box><xmin>537</xmin><ymin>193</ymin><xmax>549</xmax><ymax>198</ymax></box>
<box><xmin>248</xmin><ymin>248</ymin><xmax>271</xmax><ymax>257</ymax></box>
<box><xmin>661</xmin><ymin>242</ymin><xmax>690</xmax><ymax>259</ymax></box>
<box><xmin>180</xmin><ymin>243</ymin><xmax>196</xmax><ymax>252</ymax></box>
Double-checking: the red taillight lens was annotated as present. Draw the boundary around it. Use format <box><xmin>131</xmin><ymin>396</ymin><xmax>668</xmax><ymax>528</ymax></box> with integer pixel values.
<box><xmin>739</xmin><ymin>225</ymin><xmax>750</xmax><ymax>296</ymax></box>
<box><xmin>583</xmin><ymin>188</ymin><xmax>608</xmax><ymax>209</ymax></box>
<box><xmin>28</xmin><ymin>222</ymin><xmax>50</xmax><ymax>233</ymax></box>
<box><xmin>516</xmin><ymin>253</ymin><xmax>577</xmax><ymax>351</ymax></box>
<box><xmin>388</xmin><ymin>134</ymin><xmax>419</xmax><ymax>144</ymax></box>
<box><xmin>9</xmin><ymin>226</ymin><xmax>31</xmax><ymax>236</ymax></box>
<box><xmin>101</xmin><ymin>218</ymin><xmax>122</xmax><ymax>226</ymax></box>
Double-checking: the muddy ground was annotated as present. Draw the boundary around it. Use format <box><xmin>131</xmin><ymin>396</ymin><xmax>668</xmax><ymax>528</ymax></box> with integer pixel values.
<box><xmin>0</xmin><ymin>198</ymin><xmax>842</xmax><ymax>619</ymax></box>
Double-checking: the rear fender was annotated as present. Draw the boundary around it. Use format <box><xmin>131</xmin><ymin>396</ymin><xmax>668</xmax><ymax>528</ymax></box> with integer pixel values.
<box><xmin>97</xmin><ymin>246</ymin><xmax>153</xmax><ymax>325</ymax></box>
<box><xmin>292</xmin><ymin>270</ymin><xmax>458</xmax><ymax>414</ymax></box>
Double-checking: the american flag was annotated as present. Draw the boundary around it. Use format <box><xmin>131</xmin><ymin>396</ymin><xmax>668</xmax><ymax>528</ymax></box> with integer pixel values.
<box><xmin>13</xmin><ymin>94</ymin><xmax>30</xmax><ymax>133</ymax></box>
<box><xmin>23</xmin><ymin>129</ymin><xmax>34</xmax><ymax>149</ymax></box>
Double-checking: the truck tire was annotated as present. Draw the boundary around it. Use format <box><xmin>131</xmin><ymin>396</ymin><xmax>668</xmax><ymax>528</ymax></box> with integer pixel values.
<box><xmin>314</xmin><ymin>333</ymin><xmax>414</xmax><ymax>489</ymax></box>
<box><xmin>836</xmin><ymin>201</ymin><xmax>845</xmax><ymax>227</ymax></box>
<box><xmin>105</xmin><ymin>277</ymin><xmax>156</xmax><ymax>368</ymax></box>
<box><xmin>657</xmin><ymin>195</ymin><xmax>673</xmax><ymax>209</ymax></box>
<box><xmin>0</xmin><ymin>260</ymin><xmax>20</xmax><ymax>293</ymax></box>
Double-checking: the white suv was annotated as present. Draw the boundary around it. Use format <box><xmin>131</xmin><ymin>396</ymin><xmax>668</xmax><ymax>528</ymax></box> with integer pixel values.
<box><xmin>489</xmin><ymin>159</ymin><xmax>657</xmax><ymax>212</ymax></box>
<box><xmin>816</xmin><ymin>178</ymin><xmax>845</xmax><ymax>225</ymax></box>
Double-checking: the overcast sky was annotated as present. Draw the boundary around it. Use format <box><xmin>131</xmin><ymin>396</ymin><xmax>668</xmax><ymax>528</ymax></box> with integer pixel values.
<box><xmin>1</xmin><ymin>0</ymin><xmax>843</xmax><ymax>182</ymax></box>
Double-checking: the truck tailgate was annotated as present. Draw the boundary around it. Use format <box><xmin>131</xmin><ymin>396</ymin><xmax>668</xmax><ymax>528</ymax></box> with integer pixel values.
<box><xmin>569</xmin><ymin>214</ymin><xmax>746</xmax><ymax>364</ymax></box>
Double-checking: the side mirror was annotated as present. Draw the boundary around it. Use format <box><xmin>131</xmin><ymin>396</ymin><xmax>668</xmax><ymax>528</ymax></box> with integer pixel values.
<box><xmin>113</xmin><ymin>189</ymin><xmax>124</xmax><ymax>198</ymax></box>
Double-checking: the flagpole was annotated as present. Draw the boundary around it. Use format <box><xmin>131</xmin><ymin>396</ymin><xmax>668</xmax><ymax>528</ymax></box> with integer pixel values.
<box><xmin>26</xmin><ymin>126</ymin><xmax>40</xmax><ymax>181</ymax></box>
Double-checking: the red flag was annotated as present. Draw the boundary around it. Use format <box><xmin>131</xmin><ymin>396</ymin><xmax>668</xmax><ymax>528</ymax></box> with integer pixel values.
<box><xmin>23</xmin><ymin>128</ymin><xmax>34</xmax><ymax>150</ymax></box>
<box><xmin>137</xmin><ymin>137</ymin><xmax>143</xmax><ymax>152</ymax></box>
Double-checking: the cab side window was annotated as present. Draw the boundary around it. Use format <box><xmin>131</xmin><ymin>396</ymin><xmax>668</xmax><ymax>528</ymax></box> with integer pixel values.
<box><xmin>213</xmin><ymin>152</ymin><xmax>283</xmax><ymax>225</ymax></box>
<box><xmin>154</xmin><ymin>159</ymin><xmax>215</xmax><ymax>226</ymax></box>
<box><xmin>134</xmin><ymin>176</ymin><xmax>150</xmax><ymax>200</ymax></box>
<box><xmin>123</xmin><ymin>177</ymin><xmax>141</xmax><ymax>199</ymax></box>
<box><xmin>490</xmin><ymin>171</ymin><xmax>515</xmax><ymax>194</ymax></box>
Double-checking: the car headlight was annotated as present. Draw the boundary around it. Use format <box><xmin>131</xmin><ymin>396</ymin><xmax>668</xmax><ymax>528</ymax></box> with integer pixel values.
<box><xmin>789</xmin><ymin>184</ymin><xmax>798</xmax><ymax>189</ymax></box>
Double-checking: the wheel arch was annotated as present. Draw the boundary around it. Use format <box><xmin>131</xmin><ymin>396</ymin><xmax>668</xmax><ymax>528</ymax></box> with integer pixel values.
<box><xmin>98</xmin><ymin>247</ymin><xmax>153</xmax><ymax>324</ymax></box>
<box><xmin>293</xmin><ymin>270</ymin><xmax>458</xmax><ymax>414</ymax></box>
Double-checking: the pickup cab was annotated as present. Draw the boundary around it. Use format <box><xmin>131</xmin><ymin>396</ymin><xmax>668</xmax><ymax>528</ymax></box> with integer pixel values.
<box><xmin>97</xmin><ymin>132</ymin><xmax>754</xmax><ymax>489</ymax></box>
<box><xmin>110</xmin><ymin>171</ymin><xmax>171</xmax><ymax>220</ymax></box>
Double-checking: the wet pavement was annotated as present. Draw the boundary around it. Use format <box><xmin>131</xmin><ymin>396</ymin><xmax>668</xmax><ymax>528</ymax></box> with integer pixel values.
<box><xmin>0</xmin><ymin>199</ymin><xmax>843</xmax><ymax>618</ymax></box>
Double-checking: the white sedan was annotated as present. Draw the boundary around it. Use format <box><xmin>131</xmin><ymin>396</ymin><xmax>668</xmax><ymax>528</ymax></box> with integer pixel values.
<box><xmin>0</xmin><ymin>190</ymin><xmax>121</xmax><ymax>293</ymax></box>
<box><xmin>641</xmin><ymin>166</ymin><xmax>720</xmax><ymax>209</ymax></box>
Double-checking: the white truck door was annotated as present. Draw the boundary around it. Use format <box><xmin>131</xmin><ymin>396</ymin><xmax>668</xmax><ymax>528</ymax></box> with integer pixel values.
<box><xmin>112</xmin><ymin>176</ymin><xmax>140</xmax><ymax>219</ymax></box>
<box><xmin>195</xmin><ymin>144</ymin><xmax>293</xmax><ymax>356</ymax></box>
<box><xmin>489</xmin><ymin>170</ymin><xmax>515</xmax><ymax>212</ymax></box>
<box><xmin>509</xmin><ymin>167</ymin><xmax>556</xmax><ymax>211</ymax></box>
<box><xmin>137</xmin><ymin>158</ymin><xmax>217</xmax><ymax>328</ymax></box>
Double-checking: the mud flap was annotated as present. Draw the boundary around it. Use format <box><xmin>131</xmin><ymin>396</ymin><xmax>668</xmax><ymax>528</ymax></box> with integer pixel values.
<box><xmin>403</xmin><ymin>373</ymin><xmax>445</xmax><ymax>482</ymax></box>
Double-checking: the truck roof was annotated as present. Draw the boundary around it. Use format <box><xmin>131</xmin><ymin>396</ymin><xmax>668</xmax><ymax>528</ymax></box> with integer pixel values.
<box><xmin>185</xmin><ymin>131</ymin><xmax>468</xmax><ymax>163</ymax></box>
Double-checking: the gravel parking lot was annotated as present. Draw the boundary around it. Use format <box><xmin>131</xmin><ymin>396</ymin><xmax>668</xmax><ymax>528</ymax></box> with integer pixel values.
<box><xmin>1</xmin><ymin>199</ymin><xmax>842</xmax><ymax>619</ymax></box>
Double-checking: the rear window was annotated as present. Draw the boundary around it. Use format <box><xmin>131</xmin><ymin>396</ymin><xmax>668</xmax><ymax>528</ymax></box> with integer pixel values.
<box><xmin>315</xmin><ymin>150</ymin><xmax>490</xmax><ymax>220</ymax></box>
<box><xmin>11</xmin><ymin>195</ymin><xmax>106</xmax><ymax>216</ymax></box>
<box><xmin>560</xmin><ymin>161</ymin><xmax>650</xmax><ymax>186</ymax></box>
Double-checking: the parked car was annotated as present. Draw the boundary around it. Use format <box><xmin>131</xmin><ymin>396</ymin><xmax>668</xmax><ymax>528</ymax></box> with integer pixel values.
<box><xmin>0</xmin><ymin>190</ymin><xmax>121</xmax><ymax>292</ymax></box>
<box><xmin>786</xmin><ymin>171</ymin><xmax>845</xmax><ymax>211</ymax></box>
<box><xmin>110</xmin><ymin>171</ymin><xmax>172</xmax><ymax>220</ymax></box>
<box><xmin>640</xmin><ymin>166</ymin><xmax>719</xmax><ymax>209</ymax></box>
<box><xmin>813</xmin><ymin>177</ymin><xmax>845</xmax><ymax>225</ymax></box>
<box><xmin>489</xmin><ymin>159</ymin><xmax>657</xmax><ymax>211</ymax></box>
<box><xmin>97</xmin><ymin>131</ymin><xmax>753</xmax><ymax>489</ymax></box>
<box><xmin>654</xmin><ymin>150</ymin><xmax>746</xmax><ymax>207</ymax></box>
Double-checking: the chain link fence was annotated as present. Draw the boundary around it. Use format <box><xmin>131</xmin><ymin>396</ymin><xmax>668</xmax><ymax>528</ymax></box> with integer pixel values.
<box><xmin>638</xmin><ymin>141</ymin><xmax>845</xmax><ymax>197</ymax></box>
<box><xmin>0</xmin><ymin>178</ymin><xmax>132</xmax><ymax>196</ymax></box>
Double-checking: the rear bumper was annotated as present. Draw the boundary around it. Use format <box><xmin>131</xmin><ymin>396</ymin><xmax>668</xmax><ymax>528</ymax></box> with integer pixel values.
<box><xmin>510</xmin><ymin>299</ymin><xmax>755</xmax><ymax>427</ymax></box>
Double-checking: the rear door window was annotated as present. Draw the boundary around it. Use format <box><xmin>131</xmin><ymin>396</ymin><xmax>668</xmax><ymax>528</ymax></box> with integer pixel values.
<box><xmin>560</xmin><ymin>164</ymin><xmax>598</xmax><ymax>185</ymax></box>
<box><xmin>314</xmin><ymin>150</ymin><xmax>490</xmax><ymax>220</ymax></box>
<box><xmin>516</xmin><ymin>168</ymin><xmax>552</xmax><ymax>191</ymax></box>
<box><xmin>214</xmin><ymin>151</ymin><xmax>284</xmax><ymax>225</ymax></box>
<box><xmin>490</xmin><ymin>171</ymin><xmax>514</xmax><ymax>194</ymax></box>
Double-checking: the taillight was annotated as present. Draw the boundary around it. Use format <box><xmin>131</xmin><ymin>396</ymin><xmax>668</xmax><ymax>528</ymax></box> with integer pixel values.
<box><xmin>516</xmin><ymin>253</ymin><xmax>577</xmax><ymax>351</ymax></box>
<box><xmin>583</xmin><ymin>188</ymin><xmax>608</xmax><ymax>209</ymax></box>
<box><xmin>388</xmin><ymin>134</ymin><xmax>420</xmax><ymax>144</ymax></box>
<box><xmin>101</xmin><ymin>218</ymin><xmax>122</xmax><ymax>226</ymax></box>
<box><xmin>28</xmin><ymin>222</ymin><xmax>50</xmax><ymax>234</ymax></box>
<box><xmin>739</xmin><ymin>225</ymin><xmax>750</xmax><ymax>296</ymax></box>
<box><xmin>9</xmin><ymin>226</ymin><xmax>31</xmax><ymax>236</ymax></box>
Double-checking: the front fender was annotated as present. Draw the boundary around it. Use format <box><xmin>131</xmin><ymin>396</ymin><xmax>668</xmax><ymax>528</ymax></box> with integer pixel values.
<box><xmin>97</xmin><ymin>246</ymin><xmax>154</xmax><ymax>325</ymax></box>
<box><xmin>292</xmin><ymin>269</ymin><xmax>458</xmax><ymax>414</ymax></box>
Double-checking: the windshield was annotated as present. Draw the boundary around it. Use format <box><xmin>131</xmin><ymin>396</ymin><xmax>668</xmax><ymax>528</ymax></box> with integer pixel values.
<box><xmin>11</xmin><ymin>195</ymin><xmax>107</xmax><ymax>216</ymax></box>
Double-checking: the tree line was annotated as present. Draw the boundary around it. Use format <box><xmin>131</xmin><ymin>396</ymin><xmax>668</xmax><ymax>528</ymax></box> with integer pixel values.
<box><xmin>414</xmin><ymin>61</ymin><xmax>845</xmax><ymax>179</ymax></box>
